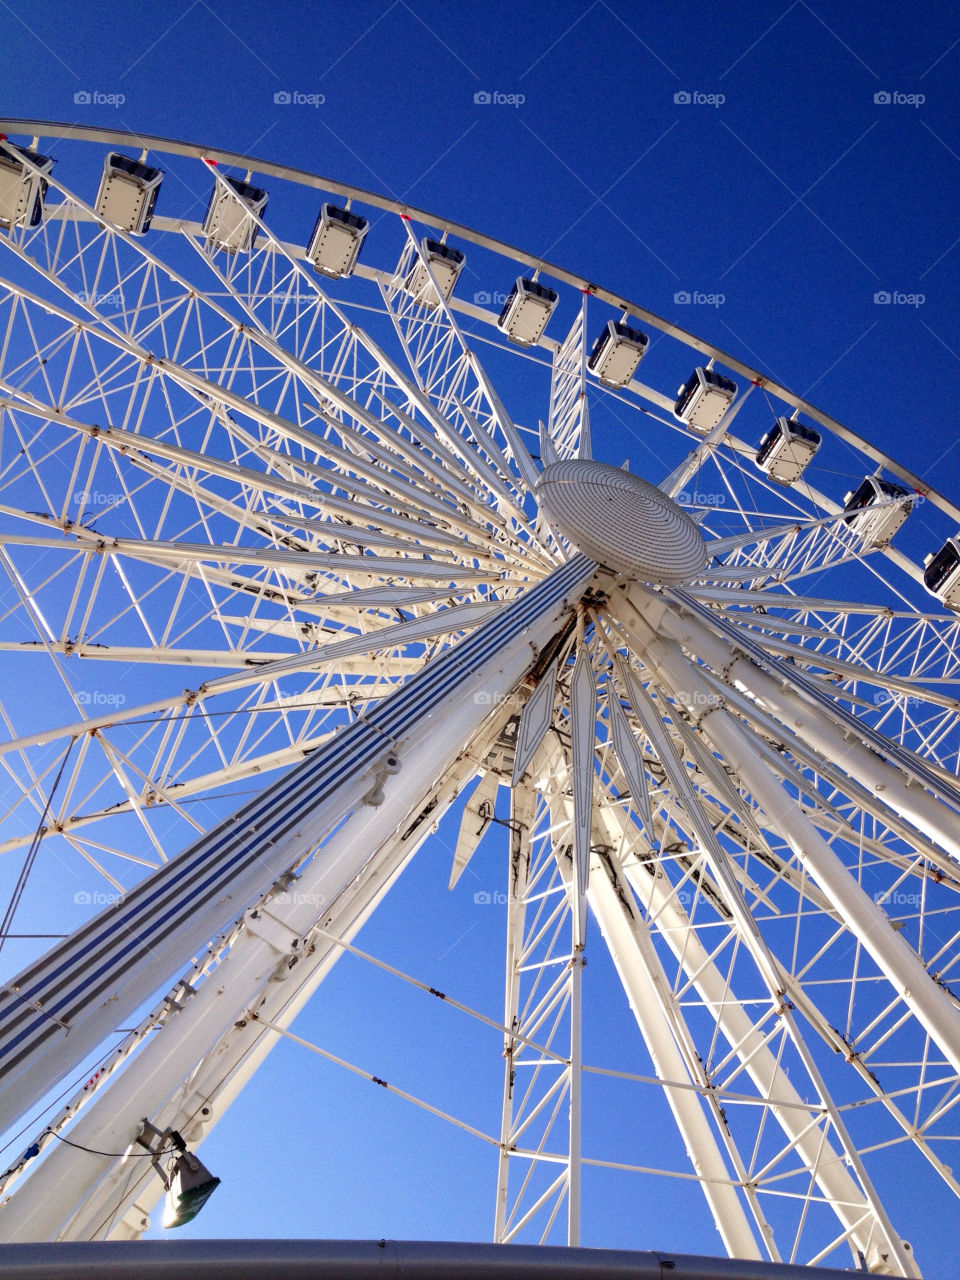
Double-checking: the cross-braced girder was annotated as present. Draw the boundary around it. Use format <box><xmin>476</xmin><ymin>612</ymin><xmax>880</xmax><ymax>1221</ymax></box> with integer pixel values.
<box><xmin>0</xmin><ymin>125</ymin><xmax>957</xmax><ymax>1275</ymax></box>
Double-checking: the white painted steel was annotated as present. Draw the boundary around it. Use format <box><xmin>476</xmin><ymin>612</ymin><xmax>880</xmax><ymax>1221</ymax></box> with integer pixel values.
<box><xmin>575</xmin><ymin>763</ymin><xmax>917</xmax><ymax>1277</ymax></box>
<box><xmin>0</xmin><ymin>554</ymin><xmax>594</xmax><ymax>1133</ymax></box>
<box><xmin>0</xmin><ymin>122</ymin><xmax>957</xmax><ymax>1272</ymax></box>
<box><xmin>4</xmin><ymin>707</ymin><xmax>519</xmax><ymax>1240</ymax></box>
<box><xmin>612</xmin><ymin>590</ymin><xmax>960</xmax><ymax>1078</ymax></box>
<box><xmin>657</xmin><ymin>591</ymin><xmax>960</xmax><ymax>863</ymax></box>
<box><xmin>535</xmin><ymin>461</ymin><xmax>707</xmax><ymax>583</ymax></box>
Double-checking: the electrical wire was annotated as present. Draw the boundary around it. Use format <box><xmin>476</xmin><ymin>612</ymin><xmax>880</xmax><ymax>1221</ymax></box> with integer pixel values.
<box><xmin>48</xmin><ymin>1131</ymin><xmax>177</xmax><ymax>1159</ymax></box>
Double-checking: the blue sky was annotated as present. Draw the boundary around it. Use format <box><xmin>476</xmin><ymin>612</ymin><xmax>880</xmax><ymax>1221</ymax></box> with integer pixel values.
<box><xmin>3</xmin><ymin>0</ymin><xmax>959</xmax><ymax>480</ymax></box>
<box><xmin>1</xmin><ymin>0</ymin><xmax>960</xmax><ymax>1272</ymax></box>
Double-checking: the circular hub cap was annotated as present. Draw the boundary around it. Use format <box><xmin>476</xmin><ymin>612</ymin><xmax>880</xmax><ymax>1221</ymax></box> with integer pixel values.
<box><xmin>535</xmin><ymin>459</ymin><xmax>708</xmax><ymax>583</ymax></box>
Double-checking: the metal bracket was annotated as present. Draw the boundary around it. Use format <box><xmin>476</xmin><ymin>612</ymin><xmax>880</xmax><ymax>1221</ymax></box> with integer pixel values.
<box><xmin>135</xmin><ymin>1118</ymin><xmax>185</xmax><ymax>1192</ymax></box>
<box><xmin>361</xmin><ymin>750</ymin><xmax>402</xmax><ymax>806</ymax></box>
<box><xmin>243</xmin><ymin>907</ymin><xmax>303</xmax><ymax>957</ymax></box>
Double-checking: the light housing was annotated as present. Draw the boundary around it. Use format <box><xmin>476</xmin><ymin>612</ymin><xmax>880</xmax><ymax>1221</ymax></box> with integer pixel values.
<box><xmin>137</xmin><ymin>1119</ymin><xmax>222</xmax><ymax>1231</ymax></box>
<box><xmin>161</xmin><ymin>1151</ymin><xmax>222</xmax><ymax>1229</ymax></box>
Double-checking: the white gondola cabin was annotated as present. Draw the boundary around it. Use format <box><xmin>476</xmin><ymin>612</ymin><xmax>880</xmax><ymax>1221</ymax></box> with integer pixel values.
<box><xmin>587</xmin><ymin>320</ymin><xmax>649</xmax><ymax>387</ymax></box>
<box><xmin>923</xmin><ymin>538</ymin><xmax>960</xmax><ymax>610</ymax></box>
<box><xmin>0</xmin><ymin>143</ymin><xmax>54</xmax><ymax>230</ymax></box>
<box><xmin>755</xmin><ymin>417</ymin><xmax>821</xmax><ymax>486</ymax></box>
<box><xmin>404</xmin><ymin>238</ymin><xmax>465</xmax><ymax>308</ymax></box>
<box><xmin>95</xmin><ymin>153</ymin><xmax>162</xmax><ymax>236</ymax></box>
<box><xmin>497</xmin><ymin>277</ymin><xmax>558</xmax><ymax>346</ymax></box>
<box><xmin>202</xmin><ymin>174</ymin><xmax>268</xmax><ymax>254</ymax></box>
<box><xmin>843</xmin><ymin>477</ymin><xmax>914</xmax><ymax>548</ymax></box>
<box><xmin>307</xmin><ymin>203</ymin><xmax>369</xmax><ymax>279</ymax></box>
<box><xmin>674</xmin><ymin>367</ymin><xmax>737</xmax><ymax>434</ymax></box>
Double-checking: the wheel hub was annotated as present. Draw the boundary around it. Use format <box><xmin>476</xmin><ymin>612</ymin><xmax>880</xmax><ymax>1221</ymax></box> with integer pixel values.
<box><xmin>534</xmin><ymin>459</ymin><xmax>708</xmax><ymax>584</ymax></box>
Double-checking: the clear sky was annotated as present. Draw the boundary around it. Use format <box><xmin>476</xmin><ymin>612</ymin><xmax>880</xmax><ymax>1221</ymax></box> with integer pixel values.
<box><xmin>1</xmin><ymin>0</ymin><xmax>959</xmax><ymax>1274</ymax></box>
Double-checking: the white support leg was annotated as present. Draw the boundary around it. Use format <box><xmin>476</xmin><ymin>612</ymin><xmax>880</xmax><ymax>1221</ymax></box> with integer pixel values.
<box><xmin>495</xmin><ymin>780</ymin><xmax>582</xmax><ymax>1247</ymax></box>
<box><xmin>536</xmin><ymin>737</ymin><xmax>765</xmax><ymax>1262</ymax></box>
<box><xmin>588</xmin><ymin>851</ymin><xmax>767</xmax><ymax>1261</ymax></box>
<box><xmin>23</xmin><ymin>717</ymin><xmax>509</xmax><ymax>1241</ymax></box>
<box><xmin>571</xmin><ymin>757</ymin><xmax>916</xmax><ymax>1276</ymax></box>
<box><xmin>0</xmin><ymin>557</ymin><xmax>596</xmax><ymax>1240</ymax></box>
<box><xmin>652</xmin><ymin>586</ymin><xmax>960</xmax><ymax>863</ymax></box>
<box><xmin>613</xmin><ymin>591</ymin><xmax>960</xmax><ymax>1080</ymax></box>
<box><xmin>567</xmin><ymin>947</ymin><xmax>583</xmax><ymax>1249</ymax></box>
<box><xmin>495</xmin><ymin>785</ymin><xmax>533</xmax><ymax>1243</ymax></box>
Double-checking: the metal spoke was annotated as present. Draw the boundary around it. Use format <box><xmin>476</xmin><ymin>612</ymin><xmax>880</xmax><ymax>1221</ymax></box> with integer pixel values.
<box><xmin>0</xmin><ymin>122</ymin><xmax>955</xmax><ymax>1275</ymax></box>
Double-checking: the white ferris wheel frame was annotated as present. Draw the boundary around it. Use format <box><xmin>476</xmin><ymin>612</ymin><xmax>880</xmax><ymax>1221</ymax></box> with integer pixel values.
<box><xmin>0</xmin><ymin>120</ymin><xmax>955</xmax><ymax>1277</ymax></box>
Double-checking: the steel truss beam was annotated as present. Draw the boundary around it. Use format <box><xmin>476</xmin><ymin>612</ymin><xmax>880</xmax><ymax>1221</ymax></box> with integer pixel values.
<box><xmin>0</xmin><ymin>555</ymin><xmax>595</xmax><ymax>1132</ymax></box>
<box><xmin>614</xmin><ymin>588</ymin><xmax>960</xmax><ymax>1077</ymax></box>
<box><xmin>578</xmin><ymin>774</ymin><xmax>915</xmax><ymax>1275</ymax></box>
<box><xmin>0</xmin><ymin>701</ymin><xmax>521</xmax><ymax>1240</ymax></box>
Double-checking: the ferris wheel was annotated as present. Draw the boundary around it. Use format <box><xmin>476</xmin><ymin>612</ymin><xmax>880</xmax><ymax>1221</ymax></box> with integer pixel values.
<box><xmin>0</xmin><ymin>120</ymin><xmax>958</xmax><ymax>1276</ymax></box>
